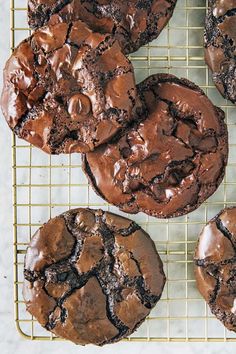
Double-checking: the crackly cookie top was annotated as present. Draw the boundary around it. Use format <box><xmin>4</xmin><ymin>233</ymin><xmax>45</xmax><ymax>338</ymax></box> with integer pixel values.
<box><xmin>204</xmin><ymin>0</ymin><xmax>236</xmax><ymax>103</ymax></box>
<box><xmin>27</xmin><ymin>0</ymin><xmax>177</xmax><ymax>54</ymax></box>
<box><xmin>1</xmin><ymin>20</ymin><xmax>138</xmax><ymax>154</ymax></box>
<box><xmin>23</xmin><ymin>208</ymin><xmax>165</xmax><ymax>345</ymax></box>
<box><xmin>195</xmin><ymin>207</ymin><xmax>236</xmax><ymax>332</ymax></box>
<box><xmin>83</xmin><ymin>74</ymin><xmax>228</xmax><ymax>219</ymax></box>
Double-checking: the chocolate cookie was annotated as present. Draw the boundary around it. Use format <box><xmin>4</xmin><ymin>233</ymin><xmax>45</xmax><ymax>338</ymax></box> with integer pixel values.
<box><xmin>1</xmin><ymin>21</ymin><xmax>138</xmax><ymax>154</ymax></box>
<box><xmin>23</xmin><ymin>208</ymin><xmax>165</xmax><ymax>345</ymax></box>
<box><xmin>195</xmin><ymin>207</ymin><xmax>236</xmax><ymax>332</ymax></box>
<box><xmin>83</xmin><ymin>74</ymin><xmax>228</xmax><ymax>219</ymax></box>
<box><xmin>27</xmin><ymin>0</ymin><xmax>178</xmax><ymax>54</ymax></box>
<box><xmin>205</xmin><ymin>0</ymin><xmax>236</xmax><ymax>103</ymax></box>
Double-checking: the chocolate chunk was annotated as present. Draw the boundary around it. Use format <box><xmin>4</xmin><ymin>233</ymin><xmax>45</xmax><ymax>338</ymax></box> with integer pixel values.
<box><xmin>195</xmin><ymin>207</ymin><xmax>236</xmax><ymax>332</ymax></box>
<box><xmin>23</xmin><ymin>208</ymin><xmax>165</xmax><ymax>345</ymax></box>
<box><xmin>205</xmin><ymin>0</ymin><xmax>236</xmax><ymax>103</ymax></box>
<box><xmin>83</xmin><ymin>74</ymin><xmax>228</xmax><ymax>219</ymax></box>
<box><xmin>27</xmin><ymin>0</ymin><xmax>177</xmax><ymax>54</ymax></box>
<box><xmin>1</xmin><ymin>20</ymin><xmax>139</xmax><ymax>154</ymax></box>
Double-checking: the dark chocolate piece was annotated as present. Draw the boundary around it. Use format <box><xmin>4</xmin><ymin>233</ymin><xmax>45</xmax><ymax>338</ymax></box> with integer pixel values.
<box><xmin>27</xmin><ymin>0</ymin><xmax>177</xmax><ymax>54</ymax></box>
<box><xmin>83</xmin><ymin>73</ymin><xmax>228</xmax><ymax>219</ymax></box>
<box><xmin>1</xmin><ymin>20</ymin><xmax>139</xmax><ymax>154</ymax></box>
<box><xmin>205</xmin><ymin>0</ymin><xmax>236</xmax><ymax>103</ymax></box>
<box><xmin>195</xmin><ymin>207</ymin><xmax>236</xmax><ymax>332</ymax></box>
<box><xmin>23</xmin><ymin>208</ymin><xmax>166</xmax><ymax>345</ymax></box>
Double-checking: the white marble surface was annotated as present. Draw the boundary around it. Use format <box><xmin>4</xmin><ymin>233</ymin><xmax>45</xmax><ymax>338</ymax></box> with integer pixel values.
<box><xmin>0</xmin><ymin>0</ymin><xmax>236</xmax><ymax>353</ymax></box>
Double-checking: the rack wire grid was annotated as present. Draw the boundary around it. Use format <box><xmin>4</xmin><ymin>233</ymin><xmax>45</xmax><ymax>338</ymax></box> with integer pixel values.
<box><xmin>10</xmin><ymin>0</ymin><xmax>236</xmax><ymax>343</ymax></box>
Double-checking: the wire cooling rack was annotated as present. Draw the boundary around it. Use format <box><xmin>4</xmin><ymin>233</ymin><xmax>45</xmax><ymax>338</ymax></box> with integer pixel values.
<box><xmin>11</xmin><ymin>0</ymin><xmax>236</xmax><ymax>343</ymax></box>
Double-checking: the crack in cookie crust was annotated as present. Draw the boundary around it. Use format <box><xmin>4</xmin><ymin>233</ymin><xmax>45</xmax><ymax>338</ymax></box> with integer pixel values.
<box><xmin>83</xmin><ymin>73</ymin><xmax>228</xmax><ymax>219</ymax></box>
<box><xmin>23</xmin><ymin>208</ymin><xmax>166</xmax><ymax>345</ymax></box>
<box><xmin>204</xmin><ymin>0</ymin><xmax>236</xmax><ymax>103</ymax></box>
<box><xmin>195</xmin><ymin>207</ymin><xmax>236</xmax><ymax>332</ymax></box>
<box><xmin>27</xmin><ymin>0</ymin><xmax>177</xmax><ymax>54</ymax></box>
<box><xmin>1</xmin><ymin>20</ymin><xmax>140</xmax><ymax>154</ymax></box>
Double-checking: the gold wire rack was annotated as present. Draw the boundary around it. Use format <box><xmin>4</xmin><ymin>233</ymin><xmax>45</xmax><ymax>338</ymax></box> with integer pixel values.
<box><xmin>11</xmin><ymin>0</ymin><xmax>236</xmax><ymax>343</ymax></box>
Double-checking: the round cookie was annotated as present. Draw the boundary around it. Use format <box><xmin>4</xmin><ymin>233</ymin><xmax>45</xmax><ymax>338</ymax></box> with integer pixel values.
<box><xmin>83</xmin><ymin>74</ymin><xmax>228</xmax><ymax>219</ymax></box>
<box><xmin>27</xmin><ymin>0</ymin><xmax>178</xmax><ymax>54</ymax></box>
<box><xmin>195</xmin><ymin>207</ymin><xmax>236</xmax><ymax>332</ymax></box>
<box><xmin>1</xmin><ymin>20</ymin><xmax>139</xmax><ymax>154</ymax></box>
<box><xmin>23</xmin><ymin>208</ymin><xmax>166</xmax><ymax>345</ymax></box>
<box><xmin>205</xmin><ymin>0</ymin><xmax>236</xmax><ymax>103</ymax></box>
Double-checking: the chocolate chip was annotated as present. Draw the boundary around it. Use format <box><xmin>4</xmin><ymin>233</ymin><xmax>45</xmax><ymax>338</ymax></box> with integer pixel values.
<box><xmin>1</xmin><ymin>20</ymin><xmax>140</xmax><ymax>154</ymax></box>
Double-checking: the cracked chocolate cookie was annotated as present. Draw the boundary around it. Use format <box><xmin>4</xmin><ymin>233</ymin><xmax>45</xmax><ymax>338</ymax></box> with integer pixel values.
<box><xmin>205</xmin><ymin>0</ymin><xmax>236</xmax><ymax>103</ymax></box>
<box><xmin>195</xmin><ymin>207</ymin><xmax>236</xmax><ymax>332</ymax></box>
<box><xmin>27</xmin><ymin>0</ymin><xmax>177</xmax><ymax>54</ymax></box>
<box><xmin>23</xmin><ymin>208</ymin><xmax>166</xmax><ymax>345</ymax></box>
<box><xmin>1</xmin><ymin>20</ymin><xmax>139</xmax><ymax>154</ymax></box>
<box><xmin>83</xmin><ymin>74</ymin><xmax>228</xmax><ymax>219</ymax></box>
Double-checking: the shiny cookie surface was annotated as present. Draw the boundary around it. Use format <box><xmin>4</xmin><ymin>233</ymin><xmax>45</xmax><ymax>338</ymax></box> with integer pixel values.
<box><xmin>83</xmin><ymin>74</ymin><xmax>228</xmax><ymax>218</ymax></box>
<box><xmin>205</xmin><ymin>0</ymin><xmax>236</xmax><ymax>103</ymax></box>
<box><xmin>27</xmin><ymin>0</ymin><xmax>177</xmax><ymax>54</ymax></box>
<box><xmin>23</xmin><ymin>208</ymin><xmax>166</xmax><ymax>345</ymax></box>
<box><xmin>1</xmin><ymin>20</ymin><xmax>138</xmax><ymax>154</ymax></box>
<box><xmin>195</xmin><ymin>207</ymin><xmax>236</xmax><ymax>332</ymax></box>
